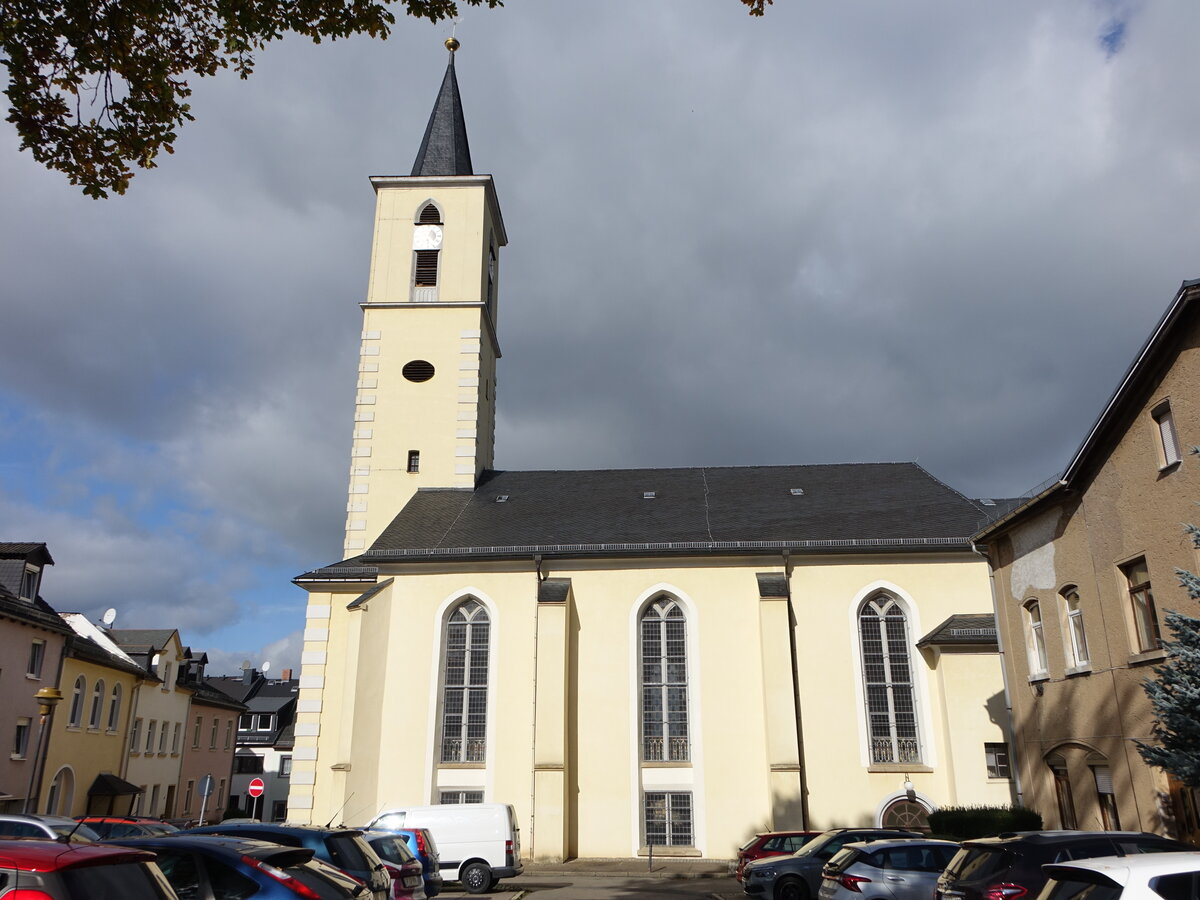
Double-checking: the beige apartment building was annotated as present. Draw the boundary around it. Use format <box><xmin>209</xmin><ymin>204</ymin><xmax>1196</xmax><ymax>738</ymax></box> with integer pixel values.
<box><xmin>288</xmin><ymin>44</ymin><xmax>1018</xmax><ymax>860</ymax></box>
<box><xmin>975</xmin><ymin>280</ymin><xmax>1200</xmax><ymax>839</ymax></box>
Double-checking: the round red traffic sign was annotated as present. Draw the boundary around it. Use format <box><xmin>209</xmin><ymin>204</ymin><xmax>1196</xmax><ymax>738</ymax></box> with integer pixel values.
<box><xmin>248</xmin><ymin>778</ymin><xmax>265</xmax><ymax>798</ymax></box>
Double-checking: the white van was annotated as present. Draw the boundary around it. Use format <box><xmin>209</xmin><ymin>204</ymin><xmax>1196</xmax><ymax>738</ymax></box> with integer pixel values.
<box><xmin>367</xmin><ymin>803</ymin><xmax>523</xmax><ymax>894</ymax></box>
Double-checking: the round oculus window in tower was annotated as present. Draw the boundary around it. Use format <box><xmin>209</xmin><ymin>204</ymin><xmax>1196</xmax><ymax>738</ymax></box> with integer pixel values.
<box><xmin>403</xmin><ymin>360</ymin><xmax>436</xmax><ymax>383</ymax></box>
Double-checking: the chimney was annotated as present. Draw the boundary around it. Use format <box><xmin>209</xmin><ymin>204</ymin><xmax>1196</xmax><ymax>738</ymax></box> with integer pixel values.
<box><xmin>281</xmin><ymin>668</ymin><xmax>293</xmax><ymax>681</ymax></box>
<box><xmin>242</xmin><ymin>667</ymin><xmax>258</xmax><ymax>685</ymax></box>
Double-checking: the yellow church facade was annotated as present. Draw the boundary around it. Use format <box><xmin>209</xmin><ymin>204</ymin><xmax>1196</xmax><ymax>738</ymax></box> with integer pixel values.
<box><xmin>288</xmin><ymin>46</ymin><xmax>1014</xmax><ymax>860</ymax></box>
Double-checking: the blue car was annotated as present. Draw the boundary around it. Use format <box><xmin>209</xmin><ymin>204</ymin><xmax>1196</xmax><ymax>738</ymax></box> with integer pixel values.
<box><xmin>109</xmin><ymin>834</ymin><xmax>370</xmax><ymax>898</ymax></box>
<box><xmin>183</xmin><ymin>823</ymin><xmax>391</xmax><ymax>900</ymax></box>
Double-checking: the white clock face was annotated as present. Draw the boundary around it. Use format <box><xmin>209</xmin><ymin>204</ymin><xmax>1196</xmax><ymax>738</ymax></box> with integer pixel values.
<box><xmin>413</xmin><ymin>224</ymin><xmax>443</xmax><ymax>250</ymax></box>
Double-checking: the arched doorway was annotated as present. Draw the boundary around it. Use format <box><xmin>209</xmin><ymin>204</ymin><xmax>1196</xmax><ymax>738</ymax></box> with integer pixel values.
<box><xmin>45</xmin><ymin>767</ymin><xmax>74</xmax><ymax>816</ymax></box>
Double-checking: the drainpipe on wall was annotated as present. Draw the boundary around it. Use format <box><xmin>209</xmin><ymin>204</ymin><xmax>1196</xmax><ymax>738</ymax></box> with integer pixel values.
<box><xmin>973</xmin><ymin>540</ymin><xmax>1024</xmax><ymax>808</ymax></box>
<box><xmin>782</xmin><ymin>551</ymin><xmax>812</xmax><ymax>829</ymax></box>
<box><xmin>527</xmin><ymin>555</ymin><xmax>543</xmax><ymax>860</ymax></box>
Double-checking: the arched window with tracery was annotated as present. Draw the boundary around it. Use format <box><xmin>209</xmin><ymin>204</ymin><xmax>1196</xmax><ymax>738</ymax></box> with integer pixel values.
<box><xmin>640</xmin><ymin>596</ymin><xmax>689</xmax><ymax>762</ymax></box>
<box><xmin>439</xmin><ymin>598</ymin><xmax>489</xmax><ymax>763</ymax></box>
<box><xmin>859</xmin><ymin>593</ymin><xmax>920</xmax><ymax>764</ymax></box>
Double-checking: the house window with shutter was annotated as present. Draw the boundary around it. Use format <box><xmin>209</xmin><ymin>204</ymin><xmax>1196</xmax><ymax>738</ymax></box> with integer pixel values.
<box><xmin>1152</xmin><ymin>401</ymin><xmax>1182</xmax><ymax>468</ymax></box>
<box><xmin>1093</xmin><ymin>764</ymin><xmax>1120</xmax><ymax>829</ymax></box>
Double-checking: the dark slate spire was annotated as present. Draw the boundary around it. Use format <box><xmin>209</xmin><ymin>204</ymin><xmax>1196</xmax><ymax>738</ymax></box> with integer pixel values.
<box><xmin>411</xmin><ymin>41</ymin><xmax>474</xmax><ymax>177</ymax></box>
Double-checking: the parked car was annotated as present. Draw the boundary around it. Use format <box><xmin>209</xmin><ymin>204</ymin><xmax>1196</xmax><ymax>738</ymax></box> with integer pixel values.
<box><xmin>1039</xmin><ymin>852</ymin><xmax>1200</xmax><ymax>900</ymax></box>
<box><xmin>367</xmin><ymin>803</ymin><xmax>522</xmax><ymax>895</ymax></box>
<box><xmin>77</xmin><ymin>816</ymin><xmax>180</xmax><ymax>838</ymax></box>
<box><xmin>384</xmin><ymin>828</ymin><xmax>442</xmax><ymax>898</ymax></box>
<box><xmin>0</xmin><ymin>838</ymin><xmax>177</xmax><ymax>899</ymax></box>
<box><xmin>743</xmin><ymin>828</ymin><xmax>923</xmax><ymax>900</ymax></box>
<box><xmin>110</xmin><ymin>833</ymin><xmax>375</xmax><ymax>899</ymax></box>
<box><xmin>935</xmin><ymin>832</ymin><xmax>1194</xmax><ymax>900</ymax></box>
<box><xmin>362</xmin><ymin>830</ymin><xmax>428</xmax><ymax>900</ymax></box>
<box><xmin>0</xmin><ymin>813</ymin><xmax>100</xmax><ymax>842</ymax></box>
<box><xmin>183</xmin><ymin>822</ymin><xmax>391</xmax><ymax>900</ymax></box>
<box><xmin>738</xmin><ymin>832</ymin><xmax>824</xmax><ymax>882</ymax></box>
<box><xmin>818</xmin><ymin>838</ymin><xmax>960</xmax><ymax>900</ymax></box>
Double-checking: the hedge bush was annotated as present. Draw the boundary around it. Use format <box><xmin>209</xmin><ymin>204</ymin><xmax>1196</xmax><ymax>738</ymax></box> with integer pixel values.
<box><xmin>926</xmin><ymin>805</ymin><xmax>1043</xmax><ymax>840</ymax></box>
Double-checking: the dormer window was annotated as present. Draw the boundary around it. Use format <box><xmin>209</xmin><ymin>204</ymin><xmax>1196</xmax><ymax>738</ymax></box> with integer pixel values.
<box><xmin>19</xmin><ymin>565</ymin><xmax>39</xmax><ymax>601</ymax></box>
<box><xmin>412</xmin><ymin>202</ymin><xmax>443</xmax><ymax>302</ymax></box>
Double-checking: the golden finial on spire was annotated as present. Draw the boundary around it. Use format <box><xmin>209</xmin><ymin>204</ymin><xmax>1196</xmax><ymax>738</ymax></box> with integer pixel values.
<box><xmin>445</xmin><ymin>37</ymin><xmax>460</xmax><ymax>52</ymax></box>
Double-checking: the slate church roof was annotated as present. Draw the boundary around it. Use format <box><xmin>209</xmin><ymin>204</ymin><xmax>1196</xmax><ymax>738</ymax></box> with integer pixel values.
<box><xmin>302</xmin><ymin>463</ymin><xmax>1002</xmax><ymax>576</ymax></box>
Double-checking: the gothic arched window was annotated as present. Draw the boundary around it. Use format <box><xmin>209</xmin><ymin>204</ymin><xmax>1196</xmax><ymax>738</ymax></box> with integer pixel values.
<box><xmin>440</xmin><ymin>599</ymin><xmax>490</xmax><ymax>763</ymax></box>
<box><xmin>859</xmin><ymin>593</ymin><xmax>920</xmax><ymax>764</ymax></box>
<box><xmin>107</xmin><ymin>683</ymin><xmax>122</xmax><ymax>732</ymax></box>
<box><xmin>412</xmin><ymin>201</ymin><xmax>443</xmax><ymax>301</ymax></box>
<box><xmin>640</xmin><ymin>596</ymin><xmax>689</xmax><ymax>762</ymax></box>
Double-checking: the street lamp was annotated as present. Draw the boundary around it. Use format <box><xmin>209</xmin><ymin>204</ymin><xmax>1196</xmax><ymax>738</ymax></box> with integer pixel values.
<box><xmin>23</xmin><ymin>686</ymin><xmax>62</xmax><ymax>814</ymax></box>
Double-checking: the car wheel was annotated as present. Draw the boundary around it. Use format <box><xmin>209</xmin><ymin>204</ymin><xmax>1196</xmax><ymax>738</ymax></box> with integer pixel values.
<box><xmin>777</xmin><ymin>876</ymin><xmax>809</xmax><ymax>900</ymax></box>
<box><xmin>460</xmin><ymin>861</ymin><xmax>492</xmax><ymax>895</ymax></box>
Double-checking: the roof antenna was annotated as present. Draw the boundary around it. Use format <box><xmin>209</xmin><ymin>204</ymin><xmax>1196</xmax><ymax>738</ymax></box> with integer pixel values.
<box><xmin>325</xmin><ymin>792</ymin><xmax>355</xmax><ymax>828</ymax></box>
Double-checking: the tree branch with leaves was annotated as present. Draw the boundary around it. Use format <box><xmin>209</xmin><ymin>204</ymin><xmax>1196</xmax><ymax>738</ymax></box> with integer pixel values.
<box><xmin>1</xmin><ymin>0</ymin><xmax>771</xmax><ymax>198</ymax></box>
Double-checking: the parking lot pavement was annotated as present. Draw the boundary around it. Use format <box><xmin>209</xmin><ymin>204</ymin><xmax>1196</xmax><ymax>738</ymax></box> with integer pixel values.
<box><xmin>437</xmin><ymin>873</ymin><xmax>742</xmax><ymax>898</ymax></box>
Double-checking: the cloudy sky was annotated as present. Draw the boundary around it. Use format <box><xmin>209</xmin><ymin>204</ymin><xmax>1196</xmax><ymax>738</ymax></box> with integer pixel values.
<box><xmin>2</xmin><ymin>0</ymin><xmax>1196</xmax><ymax>673</ymax></box>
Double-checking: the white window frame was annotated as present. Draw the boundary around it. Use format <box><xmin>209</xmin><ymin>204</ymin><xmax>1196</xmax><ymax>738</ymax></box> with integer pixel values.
<box><xmin>1025</xmin><ymin>599</ymin><xmax>1049</xmax><ymax>676</ymax></box>
<box><xmin>1061</xmin><ymin>586</ymin><xmax>1090</xmax><ymax>668</ymax></box>
<box><xmin>13</xmin><ymin>717</ymin><xmax>32</xmax><ymax>758</ymax></box>
<box><xmin>27</xmin><ymin>640</ymin><xmax>45</xmax><ymax>678</ymax></box>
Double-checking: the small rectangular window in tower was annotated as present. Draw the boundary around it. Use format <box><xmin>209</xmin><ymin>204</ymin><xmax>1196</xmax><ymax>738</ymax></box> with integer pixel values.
<box><xmin>1152</xmin><ymin>401</ymin><xmax>1181</xmax><ymax>468</ymax></box>
<box><xmin>408</xmin><ymin>450</ymin><xmax>420</xmax><ymax>473</ymax></box>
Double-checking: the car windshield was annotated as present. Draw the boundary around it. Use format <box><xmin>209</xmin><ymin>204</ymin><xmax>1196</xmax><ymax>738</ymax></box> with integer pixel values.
<box><xmin>371</xmin><ymin>836</ymin><xmax>417</xmax><ymax>865</ymax></box>
<box><xmin>794</xmin><ymin>834</ymin><xmax>831</xmax><ymax>857</ymax></box>
<box><xmin>1043</xmin><ymin>876</ymin><xmax>1122</xmax><ymax>900</ymax></box>
<box><xmin>52</xmin><ymin>822</ymin><xmax>99</xmax><ymax>842</ymax></box>
<box><xmin>326</xmin><ymin>833</ymin><xmax>378</xmax><ymax>874</ymax></box>
<box><xmin>740</xmin><ymin>836</ymin><xmax>762</xmax><ymax>852</ymax></box>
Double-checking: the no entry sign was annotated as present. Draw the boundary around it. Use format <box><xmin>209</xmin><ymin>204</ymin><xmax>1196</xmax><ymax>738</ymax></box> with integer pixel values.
<box><xmin>248</xmin><ymin>777</ymin><xmax>265</xmax><ymax>798</ymax></box>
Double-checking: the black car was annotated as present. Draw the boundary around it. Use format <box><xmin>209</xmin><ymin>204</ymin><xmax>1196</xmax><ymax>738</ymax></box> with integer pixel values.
<box><xmin>183</xmin><ymin>823</ymin><xmax>391</xmax><ymax>900</ymax></box>
<box><xmin>935</xmin><ymin>831</ymin><xmax>1194</xmax><ymax>900</ymax></box>
<box><xmin>743</xmin><ymin>828</ymin><xmax>924</xmax><ymax>900</ymax></box>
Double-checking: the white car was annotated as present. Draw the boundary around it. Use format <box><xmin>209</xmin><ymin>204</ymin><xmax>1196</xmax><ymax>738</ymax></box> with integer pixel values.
<box><xmin>1039</xmin><ymin>851</ymin><xmax>1200</xmax><ymax>900</ymax></box>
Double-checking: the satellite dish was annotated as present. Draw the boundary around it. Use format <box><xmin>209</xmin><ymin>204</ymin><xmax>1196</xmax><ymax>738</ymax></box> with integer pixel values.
<box><xmin>101</xmin><ymin>608</ymin><xmax>117</xmax><ymax>626</ymax></box>
<box><xmin>261</xmin><ymin>661</ymin><xmax>272</xmax><ymax>674</ymax></box>
<box><xmin>151</xmin><ymin>653</ymin><xmax>161</xmax><ymax>667</ymax></box>
<box><xmin>241</xmin><ymin>660</ymin><xmax>251</xmax><ymax>670</ymax></box>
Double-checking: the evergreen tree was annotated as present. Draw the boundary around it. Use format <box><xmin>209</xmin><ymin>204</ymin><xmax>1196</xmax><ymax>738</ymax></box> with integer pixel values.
<box><xmin>1138</xmin><ymin>455</ymin><xmax>1200</xmax><ymax>786</ymax></box>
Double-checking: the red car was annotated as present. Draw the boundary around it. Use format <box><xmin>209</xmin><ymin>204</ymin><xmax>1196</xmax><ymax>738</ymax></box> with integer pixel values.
<box><xmin>736</xmin><ymin>830</ymin><xmax>822</xmax><ymax>882</ymax></box>
<box><xmin>0</xmin><ymin>838</ymin><xmax>177</xmax><ymax>899</ymax></box>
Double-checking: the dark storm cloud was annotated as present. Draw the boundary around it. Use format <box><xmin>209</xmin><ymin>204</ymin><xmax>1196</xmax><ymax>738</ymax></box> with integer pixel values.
<box><xmin>2</xmin><ymin>0</ymin><xmax>1199</xmax><ymax>652</ymax></box>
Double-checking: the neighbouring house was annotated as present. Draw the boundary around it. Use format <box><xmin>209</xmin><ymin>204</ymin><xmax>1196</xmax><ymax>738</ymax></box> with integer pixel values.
<box><xmin>209</xmin><ymin>667</ymin><xmax>297</xmax><ymax>822</ymax></box>
<box><xmin>39</xmin><ymin>613</ymin><xmax>146</xmax><ymax>816</ymax></box>
<box><xmin>111</xmin><ymin>628</ymin><xmax>195</xmax><ymax>819</ymax></box>
<box><xmin>288</xmin><ymin>47</ymin><xmax>1017</xmax><ymax>859</ymax></box>
<box><xmin>0</xmin><ymin>543</ymin><xmax>70</xmax><ymax>813</ymax></box>
<box><xmin>974</xmin><ymin>279</ymin><xmax>1200</xmax><ymax>838</ymax></box>
<box><xmin>176</xmin><ymin>650</ymin><xmax>244</xmax><ymax>825</ymax></box>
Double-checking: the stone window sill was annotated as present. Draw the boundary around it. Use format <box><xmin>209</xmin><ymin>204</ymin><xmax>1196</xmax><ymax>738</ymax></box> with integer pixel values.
<box><xmin>1129</xmin><ymin>649</ymin><xmax>1168</xmax><ymax>666</ymax></box>
<box><xmin>1027</xmin><ymin>672</ymin><xmax>1049</xmax><ymax>684</ymax></box>
<box><xmin>868</xmin><ymin>764</ymin><xmax>933</xmax><ymax>774</ymax></box>
<box><xmin>638</xmin><ymin>845</ymin><xmax>701</xmax><ymax>858</ymax></box>
<box><xmin>1064</xmin><ymin>664</ymin><xmax>1093</xmax><ymax>677</ymax></box>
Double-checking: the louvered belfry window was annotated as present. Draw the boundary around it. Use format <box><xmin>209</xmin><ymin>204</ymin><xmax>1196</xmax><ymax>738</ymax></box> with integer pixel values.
<box><xmin>859</xmin><ymin>593</ymin><xmax>921</xmax><ymax>765</ymax></box>
<box><xmin>440</xmin><ymin>599</ymin><xmax>490</xmax><ymax>763</ymax></box>
<box><xmin>640</xmin><ymin>597</ymin><xmax>689</xmax><ymax>762</ymax></box>
<box><xmin>414</xmin><ymin>250</ymin><xmax>439</xmax><ymax>286</ymax></box>
<box><xmin>419</xmin><ymin>203</ymin><xmax>441</xmax><ymax>224</ymax></box>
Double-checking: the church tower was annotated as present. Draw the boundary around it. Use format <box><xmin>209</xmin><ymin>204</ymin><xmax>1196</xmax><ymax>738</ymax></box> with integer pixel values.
<box><xmin>343</xmin><ymin>40</ymin><xmax>506</xmax><ymax>554</ymax></box>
